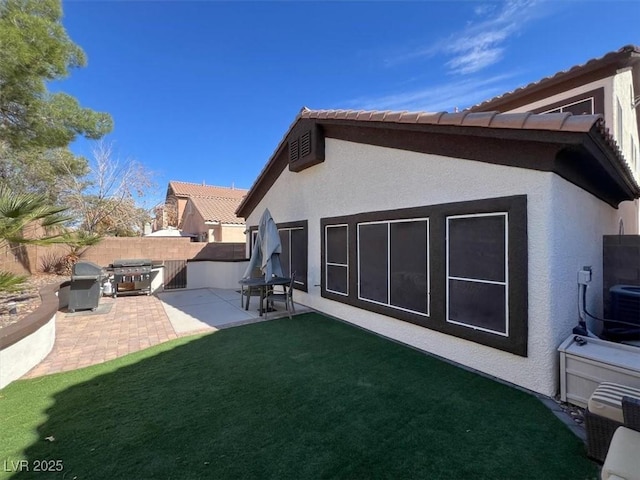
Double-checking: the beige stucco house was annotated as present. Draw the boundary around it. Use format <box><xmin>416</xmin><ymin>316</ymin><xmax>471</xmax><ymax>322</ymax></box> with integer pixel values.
<box><xmin>157</xmin><ymin>181</ymin><xmax>248</xmax><ymax>243</ymax></box>
<box><xmin>235</xmin><ymin>45</ymin><xmax>640</xmax><ymax>398</ymax></box>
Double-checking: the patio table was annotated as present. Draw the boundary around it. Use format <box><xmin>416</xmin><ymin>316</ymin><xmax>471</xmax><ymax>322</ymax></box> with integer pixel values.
<box><xmin>239</xmin><ymin>276</ymin><xmax>291</xmax><ymax>316</ymax></box>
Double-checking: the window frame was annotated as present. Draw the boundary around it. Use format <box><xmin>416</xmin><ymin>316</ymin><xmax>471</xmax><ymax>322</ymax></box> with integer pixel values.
<box><xmin>248</xmin><ymin>219</ymin><xmax>308</xmax><ymax>292</ymax></box>
<box><xmin>446</xmin><ymin>212</ymin><xmax>508</xmax><ymax>336</ymax></box>
<box><xmin>279</xmin><ymin>225</ymin><xmax>306</xmax><ymax>289</ymax></box>
<box><xmin>534</xmin><ymin>88</ymin><xmax>603</xmax><ymax>116</ymax></box>
<box><xmin>356</xmin><ymin>217</ymin><xmax>430</xmax><ymax>317</ymax></box>
<box><xmin>320</xmin><ymin>195</ymin><xmax>528</xmax><ymax>357</ymax></box>
<box><xmin>541</xmin><ymin>97</ymin><xmax>594</xmax><ymax>115</ymax></box>
<box><xmin>325</xmin><ymin>224</ymin><xmax>349</xmax><ymax>296</ymax></box>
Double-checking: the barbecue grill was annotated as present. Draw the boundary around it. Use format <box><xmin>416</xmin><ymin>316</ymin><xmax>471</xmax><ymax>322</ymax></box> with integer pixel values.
<box><xmin>69</xmin><ymin>261</ymin><xmax>105</xmax><ymax>312</ymax></box>
<box><xmin>112</xmin><ymin>259</ymin><xmax>152</xmax><ymax>297</ymax></box>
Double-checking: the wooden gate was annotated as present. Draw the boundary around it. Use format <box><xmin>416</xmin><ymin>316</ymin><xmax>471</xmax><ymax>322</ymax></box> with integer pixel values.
<box><xmin>164</xmin><ymin>260</ymin><xmax>187</xmax><ymax>290</ymax></box>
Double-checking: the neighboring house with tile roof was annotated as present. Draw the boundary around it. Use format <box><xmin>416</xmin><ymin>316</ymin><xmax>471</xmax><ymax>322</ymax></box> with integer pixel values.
<box><xmin>235</xmin><ymin>104</ymin><xmax>639</xmax><ymax>399</ymax></box>
<box><xmin>156</xmin><ymin>181</ymin><xmax>248</xmax><ymax>243</ymax></box>
<box><xmin>181</xmin><ymin>195</ymin><xmax>247</xmax><ymax>243</ymax></box>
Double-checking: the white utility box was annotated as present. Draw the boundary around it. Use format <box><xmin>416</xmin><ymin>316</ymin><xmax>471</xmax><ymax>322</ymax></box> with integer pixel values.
<box><xmin>558</xmin><ymin>334</ymin><xmax>640</xmax><ymax>408</ymax></box>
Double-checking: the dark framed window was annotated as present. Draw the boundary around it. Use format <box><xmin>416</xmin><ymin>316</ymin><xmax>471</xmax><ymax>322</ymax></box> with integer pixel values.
<box><xmin>321</xmin><ymin>196</ymin><xmax>527</xmax><ymax>357</ymax></box>
<box><xmin>446</xmin><ymin>213</ymin><xmax>508</xmax><ymax>336</ymax></box>
<box><xmin>357</xmin><ymin>219</ymin><xmax>430</xmax><ymax>316</ymax></box>
<box><xmin>250</xmin><ymin>230</ymin><xmax>258</xmax><ymax>253</ymax></box>
<box><xmin>279</xmin><ymin>225</ymin><xmax>307</xmax><ymax>290</ymax></box>
<box><xmin>535</xmin><ymin>88</ymin><xmax>603</xmax><ymax>116</ymax></box>
<box><xmin>248</xmin><ymin>220</ymin><xmax>308</xmax><ymax>291</ymax></box>
<box><xmin>325</xmin><ymin>224</ymin><xmax>349</xmax><ymax>295</ymax></box>
<box><xmin>543</xmin><ymin>98</ymin><xmax>594</xmax><ymax>115</ymax></box>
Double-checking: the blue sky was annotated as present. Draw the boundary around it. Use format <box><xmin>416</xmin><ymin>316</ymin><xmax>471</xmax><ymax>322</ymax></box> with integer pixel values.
<box><xmin>54</xmin><ymin>0</ymin><xmax>639</xmax><ymax>208</ymax></box>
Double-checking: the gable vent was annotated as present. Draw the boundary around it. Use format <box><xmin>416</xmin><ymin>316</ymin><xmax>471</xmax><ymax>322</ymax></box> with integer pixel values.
<box><xmin>300</xmin><ymin>131</ymin><xmax>311</xmax><ymax>157</ymax></box>
<box><xmin>288</xmin><ymin>121</ymin><xmax>325</xmax><ymax>173</ymax></box>
<box><xmin>289</xmin><ymin>138</ymin><xmax>299</xmax><ymax>163</ymax></box>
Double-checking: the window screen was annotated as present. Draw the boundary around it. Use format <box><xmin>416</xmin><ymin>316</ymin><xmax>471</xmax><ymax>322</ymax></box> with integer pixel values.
<box><xmin>447</xmin><ymin>213</ymin><xmax>508</xmax><ymax>335</ymax></box>
<box><xmin>358</xmin><ymin>223</ymin><xmax>389</xmax><ymax>304</ymax></box>
<box><xmin>290</xmin><ymin>228</ymin><xmax>307</xmax><ymax>286</ymax></box>
<box><xmin>325</xmin><ymin>225</ymin><xmax>348</xmax><ymax>295</ymax></box>
<box><xmin>279</xmin><ymin>229</ymin><xmax>290</xmax><ymax>277</ymax></box>
<box><xmin>358</xmin><ymin>219</ymin><xmax>429</xmax><ymax>316</ymax></box>
<box><xmin>562</xmin><ymin>99</ymin><xmax>593</xmax><ymax>115</ymax></box>
<box><xmin>542</xmin><ymin>97</ymin><xmax>594</xmax><ymax>115</ymax></box>
<box><xmin>268</xmin><ymin>222</ymin><xmax>307</xmax><ymax>291</ymax></box>
<box><xmin>390</xmin><ymin>221</ymin><xmax>429</xmax><ymax>314</ymax></box>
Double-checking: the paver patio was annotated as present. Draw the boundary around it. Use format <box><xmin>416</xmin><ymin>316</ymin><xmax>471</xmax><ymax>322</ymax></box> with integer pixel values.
<box><xmin>22</xmin><ymin>288</ymin><xmax>307</xmax><ymax>379</ymax></box>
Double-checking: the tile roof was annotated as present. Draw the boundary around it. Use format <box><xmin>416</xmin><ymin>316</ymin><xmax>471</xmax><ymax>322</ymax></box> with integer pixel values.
<box><xmin>237</xmin><ymin>106</ymin><xmax>639</xmax><ymax>218</ymax></box>
<box><xmin>300</xmin><ymin>108</ymin><xmax>605</xmax><ymax>133</ymax></box>
<box><xmin>469</xmin><ymin>45</ymin><xmax>640</xmax><ymax>112</ymax></box>
<box><xmin>189</xmin><ymin>195</ymin><xmax>246</xmax><ymax>225</ymax></box>
<box><xmin>298</xmin><ymin>109</ymin><xmax>636</xmax><ymax>179</ymax></box>
<box><xmin>310</xmin><ymin>107</ymin><xmax>637</xmax><ymax>184</ymax></box>
<box><xmin>168</xmin><ymin>181</ymin><xmax>248</xmax><ymax>199</ymax></box>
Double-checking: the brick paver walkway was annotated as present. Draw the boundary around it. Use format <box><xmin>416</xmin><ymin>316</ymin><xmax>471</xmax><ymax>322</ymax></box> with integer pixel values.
<box><xmin>24</xmin><ymin>294</ymin><xmax>183</xmax><ymax>378</ymax></box>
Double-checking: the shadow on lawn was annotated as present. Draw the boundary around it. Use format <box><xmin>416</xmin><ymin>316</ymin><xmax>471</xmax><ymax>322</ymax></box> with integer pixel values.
<box><xmin>11</xmin><ymin>313</ymin><xmax>598</xmax><ymax>480</ymax></box>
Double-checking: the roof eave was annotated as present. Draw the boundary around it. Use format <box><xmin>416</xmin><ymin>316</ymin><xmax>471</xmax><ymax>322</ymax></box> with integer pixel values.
<box><xmin>236</xmin><ymin>110</ymin><xmax>638</xmax><ymax>218</ymax></box>
<box><xmin>586</xmin><ymin>128</ymin><xmax>640</xmax><ymax>201</ymax></box>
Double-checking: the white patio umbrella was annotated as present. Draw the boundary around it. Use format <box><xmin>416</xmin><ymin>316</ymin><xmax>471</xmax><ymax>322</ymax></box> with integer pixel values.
<box><xmin>242</xmin><ymin>208</ymin><xmax>284</xmax><ymax>280</ymax></box>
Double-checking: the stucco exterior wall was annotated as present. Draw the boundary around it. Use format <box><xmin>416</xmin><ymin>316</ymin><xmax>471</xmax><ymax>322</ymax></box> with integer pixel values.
<box><xmin>187</xmin><ymin>260</ymin><xmax>249</xmax><ymax>289</ymax></box>
<box><xmin>220</xmin><ymin>225</ymin><xmax>247</xmax><ymax>243</ymax></box>
<box><xmin>181</xmin><ymin>203</ymin><xmax>206</xmax><ymax>239</ymax></box>
<box><xmin>505</xmin><ymin>77</ymin><xmax>614</xmax><ymax>131</ymax></box>
<box><xmin>245</xmin><ymin>138</ymin><xmax>633</xmax><ymax>397</ymax></box>
<box><xmin>612</xmin><ymin>69</ymin><xmax>639</xmax><ymax>177</ymax></box>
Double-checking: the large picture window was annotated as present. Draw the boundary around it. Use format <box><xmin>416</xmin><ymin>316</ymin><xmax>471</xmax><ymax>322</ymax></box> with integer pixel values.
<box><xmin>446</xmin><ymin>213</ymin><xmax>508</xmax><ymax>336</ymax></box>
<box><xmin>357</xmin><ymin>219</ymin><xmax>429</xmax><ymax>316</ymax></box>
<box><xmin>325</xmin><ymin>225</ymin><xmax>348</xmax><ymax>295</ymax></box>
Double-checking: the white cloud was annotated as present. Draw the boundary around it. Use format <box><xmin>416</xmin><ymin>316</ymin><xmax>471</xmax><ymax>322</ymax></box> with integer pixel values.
<box><xmin>389</xmin><ymin>0</ymin><xmax>544</xmax><ymax>75</ymax></box>
<box><xmin>343</xmin><ymin>73</ymin><xmax>520</xmax><ymax>112</ymax></box>
<box><xmin>473</xmin><ymin>4</ymin><xmax>496</xmax><ymax>16</ymax></box>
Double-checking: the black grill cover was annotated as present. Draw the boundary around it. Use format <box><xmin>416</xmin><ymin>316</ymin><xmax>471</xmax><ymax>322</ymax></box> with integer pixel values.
<box><xmin>72</xmin><ymin>261</ymin><xmax>104</xmax><ymax>279</ymax></box>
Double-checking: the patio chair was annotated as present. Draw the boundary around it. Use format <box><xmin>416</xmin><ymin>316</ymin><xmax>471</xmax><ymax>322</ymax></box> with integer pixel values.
<box><xmin>585</xmin><ymin>382</ymin><xmax>640</xmax><ymax>463</ymax></box>
<box><xmin>242</xmin><ymin>267</ymin><xmax>266</xmax><ymax>311</ymax></box>
<box><xmin>265</xmin><ymin>274</ymin><xmax>295</xmax><ymax>320</ymax></box>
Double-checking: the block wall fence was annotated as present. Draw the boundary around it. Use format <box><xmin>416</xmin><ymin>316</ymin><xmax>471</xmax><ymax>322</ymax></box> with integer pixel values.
<box><xmin>0</xmin><ymin>238</ymin><xmax>247</xmax><ymax>275</ymax></box>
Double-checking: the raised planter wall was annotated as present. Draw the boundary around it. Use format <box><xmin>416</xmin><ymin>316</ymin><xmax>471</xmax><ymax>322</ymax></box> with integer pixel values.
<box><xmin>0</xmin><ymin>284</ymin><xmax>59</xmax><ymax>389</ymax></box>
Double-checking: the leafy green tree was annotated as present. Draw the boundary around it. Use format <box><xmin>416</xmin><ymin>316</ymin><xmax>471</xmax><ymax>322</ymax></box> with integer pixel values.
<box><xmin>0</xmin><ymin>144</ymin><xmax>88</xmax><ymax>202</ymax></box>
<box><xmin>0</xmin><ymin>0</ymin><xmax>112</xmax><ymax>150</ymax></box>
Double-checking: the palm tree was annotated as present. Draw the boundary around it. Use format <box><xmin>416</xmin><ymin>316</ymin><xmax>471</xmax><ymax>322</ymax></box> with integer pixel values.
<box><xmin>0</xmin><ymin>185</ymin><xmax>71</xmax><ymax>291</ymax></box>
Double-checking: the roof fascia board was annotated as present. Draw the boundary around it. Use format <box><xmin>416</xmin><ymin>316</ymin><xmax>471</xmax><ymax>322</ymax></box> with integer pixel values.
<box><xmin>237</xmin><ymin>115</ymin><xmax>638</xmax><ymax>218</ymax></box>
<box><xmin>584</xmin><ymin>129</ymin><xmax>640</xmax><ymax>198</ymax></box>
<box><xmin>236</xmin><ymin>145</ymin><xmax>289</xmax><ymax>218</ymax></box>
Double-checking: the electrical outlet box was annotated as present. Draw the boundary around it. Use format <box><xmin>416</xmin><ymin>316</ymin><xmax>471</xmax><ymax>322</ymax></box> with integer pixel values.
<box><xmin>578</xmin><ymin>267</ymin><xmax>592</xmax><ymax>285</ymax></box>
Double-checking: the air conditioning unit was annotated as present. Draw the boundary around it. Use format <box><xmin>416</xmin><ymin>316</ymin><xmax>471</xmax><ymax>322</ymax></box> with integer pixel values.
<box><xmin>605</xmin><ymin>285</ymin><xmax>640</xmax><ymax>341</ymax></box>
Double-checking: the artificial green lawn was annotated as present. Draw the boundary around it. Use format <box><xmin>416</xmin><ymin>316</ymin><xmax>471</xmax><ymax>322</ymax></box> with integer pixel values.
<box><xmin>1</xmin><ymin>313</ymin><xmax>597</xmax><ymax>479</ymax></box>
